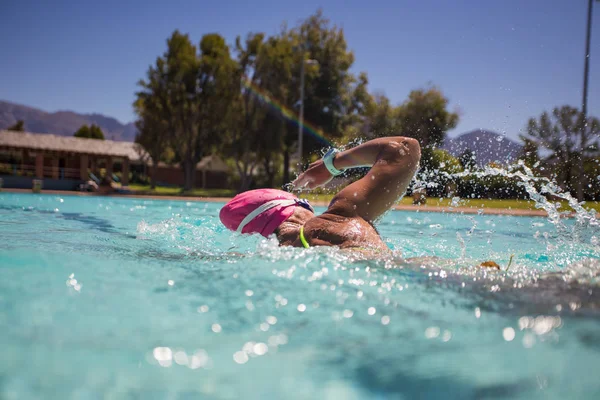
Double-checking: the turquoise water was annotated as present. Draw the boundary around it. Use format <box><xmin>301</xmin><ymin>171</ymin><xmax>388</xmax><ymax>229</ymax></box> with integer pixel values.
<box><xmin>1</xmin><ymin>192</ymin><xmax>599</xmax><ymax>399</ymax></box>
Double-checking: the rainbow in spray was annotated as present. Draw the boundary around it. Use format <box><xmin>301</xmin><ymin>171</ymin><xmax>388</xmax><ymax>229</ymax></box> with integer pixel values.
<box><xmin>242</xmin><ymin>77</ymin><xmax>333</xmax><ymax>148</ymax></box>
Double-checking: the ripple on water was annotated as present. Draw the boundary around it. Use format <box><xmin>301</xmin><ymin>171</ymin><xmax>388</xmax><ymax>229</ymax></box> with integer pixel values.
<box><xmin>1</xmin><ymin>193</ymin><xmax>600</xmax><ymax>399</ymax></box>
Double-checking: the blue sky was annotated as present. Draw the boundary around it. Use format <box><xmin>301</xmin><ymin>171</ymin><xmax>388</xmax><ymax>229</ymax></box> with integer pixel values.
<box><xmin>1</xmin><ymin>0</ymin><xmax>598</xmax><ymax>141</ymax></box>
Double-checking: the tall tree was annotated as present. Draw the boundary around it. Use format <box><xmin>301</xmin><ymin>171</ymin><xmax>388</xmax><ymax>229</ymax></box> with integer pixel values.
<box><xmin>255</xmin><ymin>34</ymin><xmax>297</xmax><ymax>186</ymax></box>
<box><xmin>74</xmin><ymin>124</ymin><xmax>105</xmax><ymax>140</ymax></box>
<box><xmin>160</xmin><ymin>31</ymin><xmax>201</xmax><ymax>191</ymax></box>
<box><xmin>396</xmin><ymin>86</ymin><xmax>459</xmax><ymax>148</ymax></box>
<box><xmin>145</xmin><ymin>31</ymin><xmax>237</xmax><ymax>191</ymax></box>
<box><xmin>194</xmin><ymin>33</ymin><xmax>239</xmax><ymax>189</ymax></box>
<box><xmin>225</xmin><ymin>32</ymin><xmax>266</xmax><ymax>192</ymax></box>
<box><xmin>524</xmin><ymin>105</ymin><xmax>600</xmax><ymax>194</ymax></box>
<box><xmin>352</xmin><ymin>92</ymin><xmax>398</xmax><ymax>140</ymax></box>
<box><xmin>133</xmin><ymin>58</ymin><xmax>171</xmax><ymax>189</ymax></box>
<box><xmin>7</xmin><ymin>120</ymin><xmax>25</xmax><ymax>131</ymax></box>
<box><xmin>341</xmin><ymin>72</ymin><xmax>372</xmax><ymax>141</ymax></box>
<box><xmin>517</xmin><ymin>135</ymin><xmax>540</xmax><ymax>170</ymax></box>
<box><xmin>288</xmin><ymin>10</ymin><xmax>362</xmax><ymax>157</ymax></box>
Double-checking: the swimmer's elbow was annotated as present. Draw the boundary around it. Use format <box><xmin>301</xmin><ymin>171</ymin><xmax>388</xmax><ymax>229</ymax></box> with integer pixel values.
<box><xmin>382</xmin><ymin>137</ymin><xmax>421</xmax><ymax>164</ymax></box>
<box><xmin>402</xmin><ymin>137</ymin><xmax>421</xmax><ymax>162</ymax></box>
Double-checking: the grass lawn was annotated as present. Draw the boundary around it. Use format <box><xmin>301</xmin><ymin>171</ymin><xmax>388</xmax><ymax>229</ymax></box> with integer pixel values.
<box><xmin>399</xmin><ymin>197</ymin><xmax>600</xmax><ymax>213</ymax></box>
<box><xmin>298</xmin><ymin>193</ymin><xmax>600</xmax><ymax>213</ymax></box>
<box><xmin>127</xmin><ymin>184</ymin><xmax>600</xmax><ymax>213</ymax></box>
<box><xmin>127</xmin><ymin>184</ymin><xmax>235</xmax><ymax>198</ymax></box>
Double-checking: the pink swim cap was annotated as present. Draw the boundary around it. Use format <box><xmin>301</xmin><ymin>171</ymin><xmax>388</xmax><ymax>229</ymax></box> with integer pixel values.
<box><xmin>219</xmin><ymin>189</ymin><xmax>313</xmax><ymax>237</ymax></box>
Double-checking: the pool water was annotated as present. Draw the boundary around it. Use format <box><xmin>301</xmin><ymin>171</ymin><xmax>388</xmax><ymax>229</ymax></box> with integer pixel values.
<box><xmin>1</xmin><ymin>192</ymin><xmax>599</xmax><ymax>399</ymax></box>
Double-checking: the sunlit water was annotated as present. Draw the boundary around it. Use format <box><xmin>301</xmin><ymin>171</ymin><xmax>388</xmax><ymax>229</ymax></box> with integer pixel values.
<box><xmin>1</xmin><ymin>192</ymin><xmax>599</xmax><ymax>399</ymax></box>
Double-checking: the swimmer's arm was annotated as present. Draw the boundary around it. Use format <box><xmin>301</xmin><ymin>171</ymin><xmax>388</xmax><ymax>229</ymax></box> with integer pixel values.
<box><xmin>292</xmin><ymin>136</ymin><xmax>421</xmax><ymax>222</ymax></box>
<box><xmin>331</xmin><ymin>137</ymin><xmax>409</xmax><ymax>170</ymax></box>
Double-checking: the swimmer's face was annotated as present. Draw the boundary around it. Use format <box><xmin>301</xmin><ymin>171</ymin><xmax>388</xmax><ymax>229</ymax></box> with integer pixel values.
<box><xmin>294</xmin><ymin>205</ymin><xmax>314</xmax><ymax>221</ymax></box>
<box><xmin>274</xmin><ymin>205</ymin><xmax>314</xmax><ymax>243</ymax></box>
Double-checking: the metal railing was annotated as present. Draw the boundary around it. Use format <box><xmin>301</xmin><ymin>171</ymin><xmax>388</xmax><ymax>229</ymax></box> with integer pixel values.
<box><xmin>0</xmin><ymin>163</ymin><xmax>81</xmax><ymax>180</ymax></box>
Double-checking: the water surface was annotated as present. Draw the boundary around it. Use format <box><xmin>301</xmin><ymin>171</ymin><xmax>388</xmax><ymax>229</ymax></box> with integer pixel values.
<box><xmin>1</xmin><ymin>193</ymin><xmax>599</xmax><ymax>399</ymax></box>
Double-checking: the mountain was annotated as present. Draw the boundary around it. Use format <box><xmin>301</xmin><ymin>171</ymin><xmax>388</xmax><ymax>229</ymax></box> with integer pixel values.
<box><xmin>0</xmin><ymin>100</ymin><xmax>137</xmax><ymax>142</ymax></box>
<box><xmin>442</xmin><ymin>129</ymin><xmax>523</xmax><ymax>167</ymax></box>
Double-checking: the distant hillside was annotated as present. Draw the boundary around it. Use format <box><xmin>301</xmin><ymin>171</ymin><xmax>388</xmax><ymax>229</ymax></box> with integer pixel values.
<box><xmin>0</xmin><ymin>100</ymin><xmax>137</xmax><ymax>142</ymax></box>
<box><xmin>442</xmin><ymin>129</ymin><xmax>523</xmax><ymax>167</ymax></box>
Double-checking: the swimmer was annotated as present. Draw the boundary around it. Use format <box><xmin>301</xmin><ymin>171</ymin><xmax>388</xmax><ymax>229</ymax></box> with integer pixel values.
<box><xmin>220</xmin><ymin>136</ymin><xmax>421</xmax><ymax>257</ymax></box>
<box><xmin>219</xmin><ymin>136</ymin><xmax>508</xmax><ymax>268</ymax></box>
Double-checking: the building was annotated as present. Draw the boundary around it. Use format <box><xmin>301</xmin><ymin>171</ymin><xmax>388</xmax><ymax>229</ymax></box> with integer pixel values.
<box><xmin>150</xmin><ymin>156</ymin><xmax>230</xmax><ymax>189</ymax></box>
<box><xmin>0</xmin><ymin>130</ymin><xmax>230</xmax><ymax>190</ymax></box>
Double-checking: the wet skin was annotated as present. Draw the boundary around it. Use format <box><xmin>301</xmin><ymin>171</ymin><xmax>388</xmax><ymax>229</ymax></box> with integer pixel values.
<box><xmin>275</xmin><ymin>137</ymin><xmax>422</xmax><ymax>254</ymax></box>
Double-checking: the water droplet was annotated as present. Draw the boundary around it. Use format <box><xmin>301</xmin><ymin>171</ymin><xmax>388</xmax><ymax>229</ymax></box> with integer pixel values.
<box><xmin>425</xmin><ymin>326</ymin><xmax>440</xmax><ymax>339</ymax></box>
<box><xmin>189</xmin><ymin>350</ymin><xmax>209</xmax><ymax>369</ymax></box>
<box><xmin>174</xmin><ymin>351</ymin><xmax>189</xmax><ymax>366</ymax></box>
<box><xmin>503</xmin><ymin>327</ymin><xmax>515</xmax><ymax>341</ymax></box>
<box><xmin>442</xmin><ymin>330</ymin><xmax>452</xmax><ymax>342</ymax></box>
<box><xmin>253</xmin><ymin>343</ymin><xmax>268</xmax><ymax>356</ymax></box>
<box><xmin>153</xmin><ymin>347</ymin><xmax>173</xmax><ymax>367</ymax></box>
<box><xmin>522</xmin><ymin>333</ymin><xmax>535</xmax><ymax>348</ymax></box>
<box><xmin>233</xmin><ymin>351</ymin><xmax>248</xmax><ymax>364</ymax></box>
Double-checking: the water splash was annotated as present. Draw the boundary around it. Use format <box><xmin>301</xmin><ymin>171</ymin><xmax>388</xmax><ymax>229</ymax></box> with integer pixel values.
<box><xmin>415</xmin><ymin>160</ymin><xmax>599</xmax><ymax>235</ymax></box>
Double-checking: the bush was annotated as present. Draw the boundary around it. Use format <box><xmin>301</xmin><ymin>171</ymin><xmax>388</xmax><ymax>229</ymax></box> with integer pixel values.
<box><xmin>417</xmin><ymin>148</ymin><xmax>463</xmax><ymax>197</ymax></box>
<box><xmin>457</xmin><ymin>175</ymin><xmax>527</xmax><ymax>199</ymax></box>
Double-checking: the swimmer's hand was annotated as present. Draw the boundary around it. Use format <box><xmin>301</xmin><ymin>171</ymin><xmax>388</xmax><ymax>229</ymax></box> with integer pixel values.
<box><xmin>290</xmin><ymin>160</ymin><xmax>334</xmax><ymax>190</ymax></box>
<box><xmin>479</xmin><ymin>261</ymin><xmax>500</xmax><ymax>270</ymax></box>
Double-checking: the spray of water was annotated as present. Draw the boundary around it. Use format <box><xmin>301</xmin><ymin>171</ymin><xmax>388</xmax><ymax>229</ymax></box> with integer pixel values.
<box><xmin>414</xmin><ymin>160</ymin><xmax>599</xmax><ymax>234</ymax></box>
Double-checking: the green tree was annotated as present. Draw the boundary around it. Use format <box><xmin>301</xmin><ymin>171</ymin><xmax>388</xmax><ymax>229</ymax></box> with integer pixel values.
<box><xmin>341</xmin><ymin>72</ymin><xmax>372</xmax><ymax>141</ymax></box>
<box><xmin>288</xmin><ymin>10</ymin><xmax>363</xmax><ymax>157</ymax></box>
<box><xmin>255</xmin><ymin>33</ymin><xmax>300</xmax><ymax>186</ymax></box>
<box><xmin>193</xmin><ymin>33</ymin><xmax>239</xmax><ymax>189</ymax></box>
<box><xmin>459</xmin><ymin>148</ymin><xmax>477</xmax><ymax>170</ymax></box>
<box><xmin>523</xmin><ymin>105</ymin><xmax>599</xmax><ymax>195</ymax></box>
<box><xmin>74</xmin><ymin>125</ymin><xmax>90</xmax><ymax>138</ymax></box>
<box><xmin>138</xmin><ymin>30</ymin><xmax>238</xmax><ymax>191</ymax></box>
<box><xmin>583</xmin><ymin>158</ymin><xmax>600</xmax><ymax>200</ymax></box>
<box><xmin>390</xmin><ymin>86</ymin><xmax>459</xmax><ymax>194</ymax></box>
<box><xmin>7</xmin><ymin>120</ymin><xmax>25</xmax><ymax>131</ymax></box>
<box><xmin>396</xmin><ymin>86</ymin><xmax>459</xmax><ymax>148</ymax></box>
<box><xmin>161</xmin><ymin>31</ymin><xmax>202</xmax><ymax>191</ymax></box>
<box><xmin>74</xmin><ymin>124</ymin><xmax>105</xmax><ymax>140</ymax></box>
<box><xmin>517</xmin><ymin>135</ymin><xmax>540</xmax><ymax>170</ymax></box>
<box><xmin>133</xmin><ymin>58</ymin><xmax>171</xmax><ymax>189</ymax></box>
<box><xmin>226</xmin><ymin>32</ymin><xmax>267</xmax><ymax>192</ymax></box>
<box><xmin>346</xmin><ymin>92</ymin><xmax>398</xmax><ymax>141</ymax></box>
<box><xmin>432</xmin><ymin>148</ymin><xmax>462</xmax><ymax>173</ymax></box>
<box><xmin>419</xmin><ymin>148</ymin><xmax>463</xmax><ymax>197</ymax></box>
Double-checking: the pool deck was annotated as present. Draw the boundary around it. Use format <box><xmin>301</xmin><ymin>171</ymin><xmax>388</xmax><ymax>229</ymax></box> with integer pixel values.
<box><xmin>2</xmin><ymin>188</ymin><xmax>589</xmax><ymax>218</ymax></box>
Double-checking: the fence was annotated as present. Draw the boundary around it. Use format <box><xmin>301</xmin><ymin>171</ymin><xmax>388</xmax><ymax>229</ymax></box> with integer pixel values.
<box><xmin>0</xmin><ymin>163</ymin><xmax>81</xmax><ymax>180</ymax></box>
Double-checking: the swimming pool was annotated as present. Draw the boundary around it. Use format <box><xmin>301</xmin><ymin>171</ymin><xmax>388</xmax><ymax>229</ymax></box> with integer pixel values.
<box><xmin>1</xmin><ymin>192</ymin><xmax>599</xmax><ymax>399</ymax></box>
